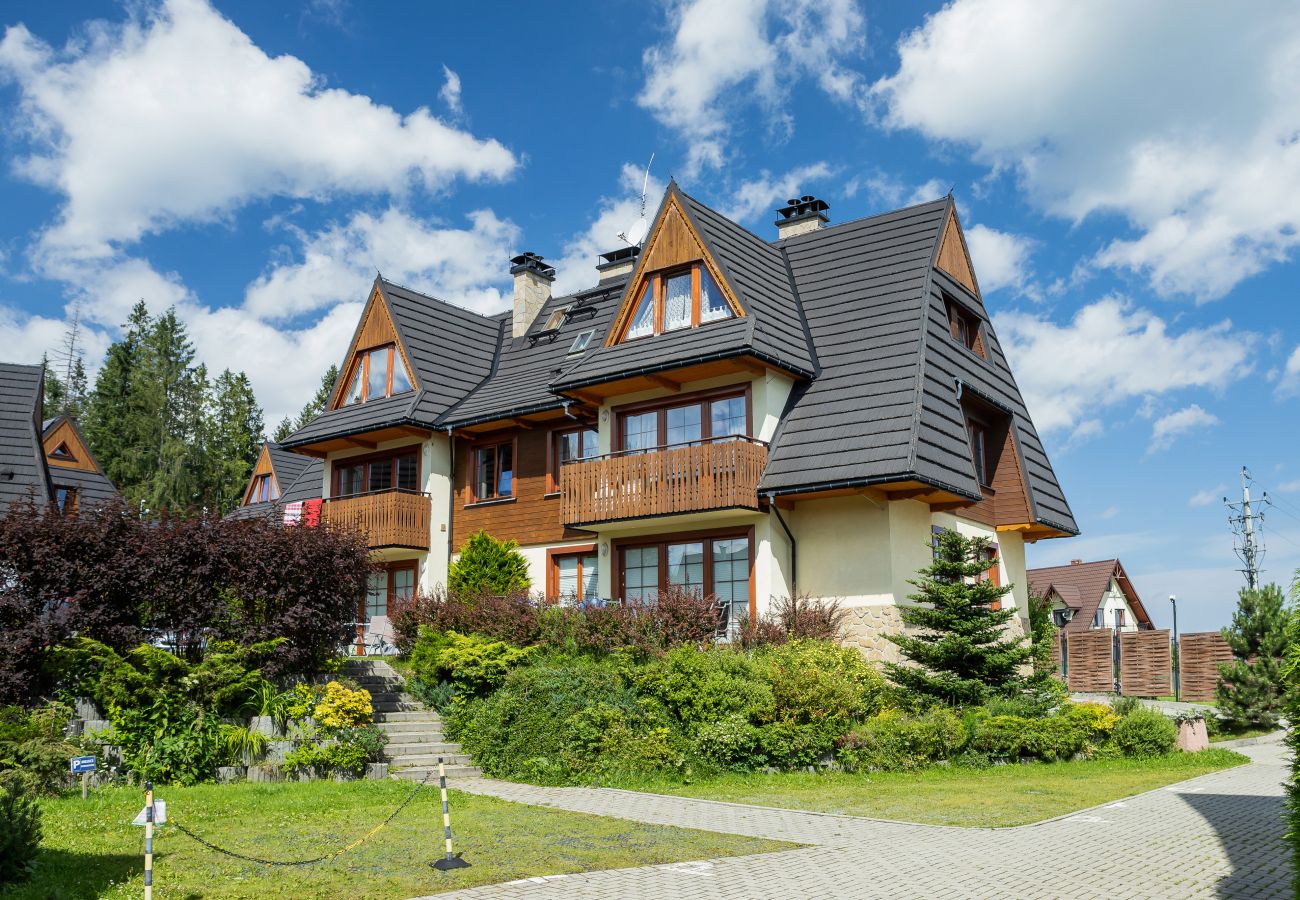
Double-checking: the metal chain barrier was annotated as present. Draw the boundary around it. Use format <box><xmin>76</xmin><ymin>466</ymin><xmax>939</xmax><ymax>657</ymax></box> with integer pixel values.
<box><xmin>166</xmin><ymin>771</ymin><xmax>434</xmax><ymax>867</ymax></box>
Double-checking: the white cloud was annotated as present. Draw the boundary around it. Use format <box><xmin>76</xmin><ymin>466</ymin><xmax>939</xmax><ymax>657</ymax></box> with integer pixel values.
<box><xmin>1097</xmin><ymin>505</ymin><xmax>1119</xmax><ymax>520</ymax></box>
<box><xmin>1188</xmin><ymin>484</ymin><xmax>1228</xmax><ymax>508</ymax></box>
<box><xmin>964</xmin><ymin>224</ymin><xmax>1034</xmax><ymax>295</ymax></box>
<box><xmin>0</xmin><ymin>0</ymin><xmax>517</xmax><ymax>263</ymax></box>
<box><xmin>551</xmin><ymin>164</ymin><xmax>667</xmax><ymax>297</ymax></box>
<box><xmin>996</xmin><ymin>297</ymin><xmax>1255</xmax><ymax>435</ymax></box>
<box><xmin>719</xmin><ymin>162</ymin><xmax>834</xmax><ymax>225</ymax></box>
<box><xmin>439</xmin><ymin>64</ymin><xmax>462</xmax><ymax>116</ymax></box>
<box><xmin>1149</xmin><ymin>404</ymin><xmax>1219</xmax><ymax>454</ymax></box>
<box><xmin>1278</xmin><ymin>479</ymin><xmax>1300</xmax><ymax>493</ymax></box>
<box><xmin>1278</xmin><ymin>345</ymin><xmax>1300</xmax><ymax>396</ymax></box>
<box><xmin>844</xmin><ymin>172</ymin><xmax>947</xmax><ymax>210</ymax></box>
<box><xmin>639</xmin><ymin>0</ymin><xmax>866</xmax><ymax>173</ymax></box>
<box><xmin>244</xmin><ymin>206</ymin><xmax>518</xmax><ymax>320</ymax></box>
<box><xmin>871</xmin><ymin>0</ymin><xmax>1300</xmax><ymax>300</ymax></box>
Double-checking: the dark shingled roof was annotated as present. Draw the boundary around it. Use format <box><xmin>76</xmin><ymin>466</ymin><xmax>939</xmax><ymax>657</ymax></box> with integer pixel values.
<box><xmin>0</xmin><ymin>363</ymin><xmax>51</xmax><ymax>512</ymax></box>
<box><xmin>42</xmin><ymin>415</ymin><xmax>120</xmax><ymax>507</ymax></box>
<box><xmin>266</xmin><ymin>443</ymin><xmax>314</xmax><ymax>495</ymax></box>
<box><xmin>225</xmin><ymin>457</ymin><xmax>322</xmax><ymax>522</ymax></box>
<box><xmin>1028</xmin><ymin>559</ymin><xmax>1152</xmax><ymax>631</ymax></box>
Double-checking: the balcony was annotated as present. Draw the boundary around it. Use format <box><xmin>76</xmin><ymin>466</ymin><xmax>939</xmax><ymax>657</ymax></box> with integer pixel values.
<box><xmin>321</xmin><ymin>489</ymin><xmax>431</xmax><ymax>549</ymax></box>
<box><xmin>560</xmin><ymin>437</ymin><xmax>767</xmax><ymax>527</ymax></box>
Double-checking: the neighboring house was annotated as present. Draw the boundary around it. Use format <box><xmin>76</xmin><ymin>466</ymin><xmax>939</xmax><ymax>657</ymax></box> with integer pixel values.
<box><xmin>1027</xmin><ymin>559</ymin><xmax>1153</xmax><ymax>632</ymax></box>
<box><xmin>227</xmin><ymin>441</ymin><xmax>323</xmax><ymax>521</ymax></box>
<box><xmin>278</xmin><ymin>183</ymin><xmax>1078</xmax><ymax>656</ymax></box>
<box><xmin>0</xmin><ymin>362</ymin><xmax>120</xmax><ymax>515</ymax></box>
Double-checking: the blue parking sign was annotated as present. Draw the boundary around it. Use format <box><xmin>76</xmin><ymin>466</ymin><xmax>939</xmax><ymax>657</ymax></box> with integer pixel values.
<box><xmin>70</xmin><ymin>755</ymin><xmax>97</xmax><ymax>774</ymax></box>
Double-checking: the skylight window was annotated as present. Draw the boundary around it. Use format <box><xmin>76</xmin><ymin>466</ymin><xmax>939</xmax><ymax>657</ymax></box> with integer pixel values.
<box><xmin>569</xmin><ymin>330</ymin><xmax>595</xmax><ymax>354</ymax></box>
<box><xmin>542</xmin><ymin>306</ymin><xmax>571</xmax><ymax>331</ymax></box>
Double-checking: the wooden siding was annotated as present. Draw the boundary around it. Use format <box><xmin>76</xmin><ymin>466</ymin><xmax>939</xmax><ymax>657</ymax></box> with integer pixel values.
<box><xmin>329</xmin><ymin>287</ymin><xmax>419</xmax><ymax>408</ymax></box>
<box><xmin>561</xmin><ymin>438</ymin><xmax>766</xmax><ymax>526</ymax></box>
<box><xmin>321</xmin><ymin>489</ymin><xmax>430</xmax><ymax>549</ymax></box>
<box><xmin>1119</xmin><ymin>629</ymin><xmax>1172</xmax><ymax>698</ymax></box>
<box><xmin>240</xmin><ymin>445</ymin><xmax>278</xmax><ymax>505</ymax></box>
<box><xmin>1179</xmin><ymin>631</ymin><xmax>1234</xmax><ymax>703</ymax></box>
<box><xmin>955</xmin><ymin>416</ymin><xmax>1032</xmax><ymax>528</ymax></box>
<box><xmin>42</xmin><ymin>418</ymin><xmax>98</xmax><ymax>473</ymax></box>
<box><xmin>452</xmin><ymin>427</ymin><xmax>586</xmax><ymax>548</ymax></box>
<box><xmin>1064</xmin><ymin>629</ymin><xmax>1114</xmax><ymax>693</ymax></box>
<box><xmin>935</xmin><ymin>208</ymin><xmax>979</xmax><ymax>297</ymax></box>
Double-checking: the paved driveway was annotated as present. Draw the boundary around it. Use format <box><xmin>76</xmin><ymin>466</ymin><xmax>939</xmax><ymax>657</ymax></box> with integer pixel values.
<box><xmin>415</xmin><ymin>741</ymin><xmax>1290</xmax><ymax>899</ymax></box>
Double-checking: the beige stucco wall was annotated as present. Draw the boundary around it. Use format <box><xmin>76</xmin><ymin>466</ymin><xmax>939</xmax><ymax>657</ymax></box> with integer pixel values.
<box><xmin>1096</xmin><ymin>578</ymin><xmax>1140</xmax><ymax>632</ymax></box>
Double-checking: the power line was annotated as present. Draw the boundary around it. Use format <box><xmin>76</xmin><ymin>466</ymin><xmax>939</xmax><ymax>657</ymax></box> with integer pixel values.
<box><xmin>1224</xmin><ymin>466</ymin><xmax>1269</xmax><ymax>589</ymax></box>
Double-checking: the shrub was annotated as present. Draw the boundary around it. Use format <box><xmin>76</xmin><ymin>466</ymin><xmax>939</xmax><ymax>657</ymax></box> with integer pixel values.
<box><xmin>692</xmin><ymin>715</ymin><xmax>766</xmax><ymax>770</ymax></box>
<box><xmin>391</xmin><ymin>588</ymin><xmax>540</xmax><ymax>653</ymax></box>
<box><xmin>313</xmin><ymin>682</ymin><xmax>373</xmax><ymax>729</ymax></box>
<box><xmin>837</xmin><ymin>708</ymin><xmax>968</xmax><ymax>772</ymax></box>
<box><xmin>634</xmin><ymin>646</ymin><xmax>774</xmax><ymax>732</ymax></box>
<box><xmin>448</xmin><ymin>531</ymin><xmax>531</xmax><ymax>597</ymax></box>
<box><xmin>1110</xmin><ymin>695</ymin><xmax>1143</xmax><ymax>717</ymax></box>
<box><xmin>650</xmin><ymin>584</ymin><xmax>723</xmax><ymax>647</ymax></box>
<box><xmin>1216</xmin><ymin>584</ymin><xmax>1290</xmax><ymax>727</ymax></box>
<box><xmin>738</xmin><ymin>594</ymin><xmax>847</xmax><ymax>648</ymax></box>
<box><xmin>220</xmin><ymin>724</ymin><xmax>270</xmax><ymax>766</ymax></box>
<box><xmin>1111</xmin><ymin>709</ymin><xmax>1177</xmax><ymax>758</ymax></box>
<box><xmin>0</xmin><ymin>778</ymin><xmax>42</xmax><ymax>886</ymax></box>
<box><xmin>407</xmin><ymin>629</ymin><xmax>532</xmax><ymax>696</ymax></box>
<box><xmin>966</xmin><ymin>704</ymin><xmax>1116</xmax><ymax>763</ymax></box>
<box><xmin>0</xmin><ymin>703</ymin><xmax>78</xmax><ymax>795</ymax></box>
<box><xmin>754</xmin><ymin>640</ymin><xmax>886</xmax><ymax>730</ymax></box>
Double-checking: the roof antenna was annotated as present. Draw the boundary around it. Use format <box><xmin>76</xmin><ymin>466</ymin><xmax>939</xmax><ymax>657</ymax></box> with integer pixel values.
<box><xmin>617</xmin><ymin>152</ymin><xmax>654</xmax><ymax>247</ymax></box>
<box><xmin>947</xmin><ymin>184</ymin><xmax>955</xmax><ymax>197</ymax></box>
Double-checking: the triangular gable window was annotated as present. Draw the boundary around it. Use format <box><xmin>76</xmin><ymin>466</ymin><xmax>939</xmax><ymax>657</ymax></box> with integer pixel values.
<box><xmin>699</xmin><ymin>268</ymin><xmax>729</xmax><ymax>323</ymax></box>
<box><xmin>626</xmin><ymin>283</ymin><xmax>654</xmax><ymax>340</ymax></box>
<box><xmin>50</xmin><ymin>442</ymin><xmax>76</xmax><ymax>461</ymax></box>
<box><xmin>338</xmin><ymin>343</ymin><xmax>415</xmax><ymax>407</ymax></box>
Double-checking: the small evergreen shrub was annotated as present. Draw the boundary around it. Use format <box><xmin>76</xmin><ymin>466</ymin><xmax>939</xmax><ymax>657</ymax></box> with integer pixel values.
<box><xmin>0</xmin><ymin>778</ymin><xmax>42</xmax><ymax>886</ymax></box>
<box><xmin>448</xmin><ymin>531</ymin><xmax>531</xmax><ymax>597</ymax></box>
<box><xmin>407</xmin><ymin>628</ymin><xmax>532</xmax><ymax>696</ymax></box>
<box><xmin>1216</xmin><ymin>584</ymin><xmax>1291</xmax><ymax>727</ymax></box>
<box><xmin>0</xmin><ymin>703</ymin><xmax>78</xmax><ymax>795</ymax></box>
<box><xmin>1111</xmin><ymin>709</ymin><xmax>1177</xmax><ymax>758</ymax></box>
<box><xmin>836</xmin><ymin>708</ymin><xmax>968</xmax><ymax>772</ymax></box>
<box><xmin>313</xmin><ymin>682</ymin><xmax>373</xmax><ymax>729</ymax></box>
<box><xmin>754</xmin><ymin>640</ymin><xmax>886</xmax><ymax>730</ymax></box>
<box><xmin>633</xmin><ymin>646</ymin><xmax>774</xmax><ymax>731</ymax></box>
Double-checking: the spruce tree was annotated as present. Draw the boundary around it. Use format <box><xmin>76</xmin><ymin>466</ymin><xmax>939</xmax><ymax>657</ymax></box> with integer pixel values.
<box><xmin>885</xmin><ymin>528</ymin><xmax>1032</xmax><ymax>706</ymax></box>
<box><xmin>40</xmin><ymin>354</ymin><xmax>66</xmax><ymax>416</ymax></box>
<box><xmin>84</xmin><ymin>301</ymin><xmax>151</xmax><ymax>493</ymax></box>
<box><xmin>208</xmin><ymin>370</ymin><xmax>264</xmax><ymax>511</ymax></box>
<box><xmin>1216</xmin><ymin>583</ymin><xmax>1291</xmax><ymax>727</ymax></box>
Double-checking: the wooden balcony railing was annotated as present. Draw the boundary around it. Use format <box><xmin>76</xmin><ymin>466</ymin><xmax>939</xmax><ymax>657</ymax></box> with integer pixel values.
<box><xmin>560</xmin><ymin>436</ymin><xmax>767</xmax><ymax>527</ymax></box>
<box><xmin>321</xmin><ymin>489</ymin><xmax>431</xmax><ymax>549</ymax></box>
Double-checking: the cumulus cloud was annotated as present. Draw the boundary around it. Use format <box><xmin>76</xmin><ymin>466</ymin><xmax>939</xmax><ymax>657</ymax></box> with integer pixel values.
<box><xmin>871</xmin><ymin>0</ymin><xmax>1300</xmax><ymax>300</ymax></box>
<box><xmin>964</xmin><ymin>224</ymin><xmax>1034</xmax><ymax>295</ymax></box>
<box><xmin>719</xmin><ymin>162</ymin><xmax>835</xmax><ymax>225</ymax></box>
<box><xmin>0</xmin><ymin>0</ymin><xmax>517</xmax><ymax>263</ymax></box>
<box><xmin>1188</xmin><ymin>484</ymin><xmax>1228</xmax><ymax>507</ymax></box>
<box><xmin>440</xmin><ymin>64</ymin><xmax>462</xmax><ymax>115</ymax></box>
<box><xmin>995</xmin><ymin>297</ymin><xmax>1254</xmax><ymax>435</ymax></box>
<box><xmin>551</xmin><ymin>164</ymin><xmax>667</xmax><ymax>297</ymax></box>
<box><xmin>1277</xmin><ymin>345</ymin><xmax>1300</xmax><ymax>396</ymax></box>
<box><xmin>1149</xmin><ymin>404</ymin><xmax>1219</xmax><ymax>453</ymax></box>
<box><xmin>639</xmin><ymin>0</ymin><xmax>866</xmax><ymax>173</ymax></box>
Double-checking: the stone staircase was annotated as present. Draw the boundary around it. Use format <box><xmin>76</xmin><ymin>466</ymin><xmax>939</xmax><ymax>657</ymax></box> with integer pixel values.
<box><xmin>342</xmin><ymin>659</ymin><xmax>480</xmax><ymax>781</ymax></box>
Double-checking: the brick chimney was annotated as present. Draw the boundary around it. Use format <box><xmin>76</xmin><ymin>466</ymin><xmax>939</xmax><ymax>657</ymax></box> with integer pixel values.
<box><xmin>596</xmin><ymin>245</ymin><xmax>640</xmax><ymax>283</ymax></box>
<box><xmin>775</xmin><ymin>195</ymin><xmax>830</xmax><ymax>239</ymax></box>
<box><xmin>510</xmin><ymin>252</ymin><xmax>555</xmax><ymax>338</ymax></box>
<box><xmin>1070</xmin><ymin>559</ymin><xmax>1083</xmax><ymax>565</ymax></box>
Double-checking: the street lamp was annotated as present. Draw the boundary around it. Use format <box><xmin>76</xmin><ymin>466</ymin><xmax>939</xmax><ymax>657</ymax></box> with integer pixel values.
<box><xmin>1170</xmin><ymin>594</ymin><xmax>1179</xmax><ymax>702</ymax></box>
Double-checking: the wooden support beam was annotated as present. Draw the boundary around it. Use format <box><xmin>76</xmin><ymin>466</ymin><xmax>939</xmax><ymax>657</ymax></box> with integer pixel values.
<box><xmin>339</xmin><ymin>436</ymin><xmax>377</xmax><ymax>450</ymax></box>
<box><xmin>511</xmin><ymin>418</ymin><xmax>534</xmax><ymax>430</ymax></box>
<box><xmin>394</xmin><ymin>425</ymin><xmax>431</xmax><ymax>439</ymax></box>
<box><xmin>294</xmin><ymin>448</ymin><xmax>327</xmax><ymax>459</ymax></box>
<box><xmin>732</xmin><ymin>357</ymin><xmax>766</xmax><ymax>376</ymax></box>
<box><xmin>774</xmin><ymin>497</ymin><xmax>795</xmax><ymax>510</ymax></box>
<box><xmin>996</xmin><ymin>523</ymin><xmax>1035</xmax><ymax>532</ymax></box>
<box><xmin>886</xmin><ymin>488</ymin><xmax>933</xmax><ymax>501</ymax></box>
<box><xmin>645</xmin><ymin>374</ymin><xmax>681</xmax><ymax>392</ymax></box>
<box><xmin>929</xmin><ymin>501</ymin><xmax>969</xmax><ymax>512</ymax></box>
<box><xmin>565</xmin><ymin>389</ymin><xmax>604</xmax><ymax>407</ymax></box>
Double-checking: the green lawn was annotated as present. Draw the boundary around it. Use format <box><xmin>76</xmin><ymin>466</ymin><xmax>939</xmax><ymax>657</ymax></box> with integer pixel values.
<box><xmin>625</xmin><ymin>750</ymin><xmax>1249</xmax><ymax>828</ymax></box>
<box><xmin>12</xmin><ymin>780</ymin><xmax>793</xmax><ymax>899</ymax></box>
<box><xmin>1210</xmin><ymin>723</ymin><xmax>1279</xmax><ymax>743</ymax></box>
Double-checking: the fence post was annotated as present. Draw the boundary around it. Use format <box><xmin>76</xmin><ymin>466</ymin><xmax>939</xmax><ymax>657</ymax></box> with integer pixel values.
<box><xmin>431</xmin><ymin>757</ymin><xmax>470</xmax><ymax>871</ymax></box>
<box><xmin>143</xmin><ymin>781</ymin><xmax>154</xmax><ymax>900</ymax></box>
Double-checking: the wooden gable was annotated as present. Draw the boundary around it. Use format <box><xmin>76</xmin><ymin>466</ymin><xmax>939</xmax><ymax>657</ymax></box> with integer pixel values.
<box><xmin>935</xmin><ymin>208</ymin><xmax>980</xmax><ymax>298</ymax></box>
<box><xmin>42</xmin><ymin>418</ymin><xmax>98</xmax><ymax>473</ymax></box>
<box><xmin>330</xmin><ymin>285</ymin><xmax>419</xmax><ymax>409</ymax></box>
<box><xmin>605</xmin><ymin>191</ymin><xmax>745</xmax><ymax>346</ymax></box>
<box><xmin>240</xmin><ymin>444</ymin><xmax>279</xmax><ymax>506</ymax></box>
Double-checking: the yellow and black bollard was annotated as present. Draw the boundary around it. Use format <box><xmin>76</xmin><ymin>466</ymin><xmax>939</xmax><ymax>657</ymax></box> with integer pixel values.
<box><xmin>143</xmin><ymin>781</ymin><xmax>155</xmax><ymax>900</ymax></box>
<box><xmin>430</xmin><ymin>757</ymin><xmax>470</xmax><ymax>871</ymax></box>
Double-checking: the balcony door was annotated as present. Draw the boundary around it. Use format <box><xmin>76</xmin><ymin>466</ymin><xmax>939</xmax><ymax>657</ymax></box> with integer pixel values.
<box><xmin>334</xmin><ymin>448</ymin><xmax>420</xmax><ymax>497</ymax></box>
<box><xmin>617</xmin><ymin>529</ymin><xmax>753</xmax><ymax>635</ymax></box>
<box><xmin>616</xmin><ymin>389</ymin><xmax>749</xmax><ymax>452</ymax></box>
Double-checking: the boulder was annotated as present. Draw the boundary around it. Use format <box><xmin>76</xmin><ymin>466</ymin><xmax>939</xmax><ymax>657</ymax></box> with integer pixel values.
<box><xmin>1177</xmin><ymin>717</ymin><xmax>1209</xmax><ymax>752</ymax></box>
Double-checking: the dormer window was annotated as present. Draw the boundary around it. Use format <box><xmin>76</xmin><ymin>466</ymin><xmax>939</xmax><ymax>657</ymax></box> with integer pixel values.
<box><xmin>622</xmin><ymin>263</ymin><xmax>732</xmax><ymax>341</ymax></box>
<box><xmin>945</xmin><ymin>297</ymin><xmax>986</xmax><ymax>359</ymax></box>
<box><xmin>50</xmin><ymin>442</ymin><xmax>75</xmax><ymax>461</ymax></box>
<box><xmin>340</xmin><ymin>343</ymin><xmax>414</xmax><ymax>406</ymax></box>
<box><xmin>248</xmin><ymin>473</ymin><xmax>278</xmax><ymax>504</ymax></box>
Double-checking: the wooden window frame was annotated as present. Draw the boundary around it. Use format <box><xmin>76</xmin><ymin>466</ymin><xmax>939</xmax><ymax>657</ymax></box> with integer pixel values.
<box><xmin>546</xmin><ymin>426</ymin><xmax>599</xmax><ymax>494</ymax></box>
<box><xmin>545</xmin><ymin>543</ymin><xmax>599</xmax><ymax>602</ymax></box>
<box><xmin>467</xmin><ymin>437</ymin><xmax>517</xmax><ymax>505</ymax></box>
<box><xmin>618</xmin><ymin>262</ymin><xmax>733</xmax><ymax>342</ymax></box>
<box><xmin>611</xmin><ymin>526</ymin><xmax>755</xmax><ymax>621</ymax></box>
<box><xmin>339</xmin><ymin>342</ymin><xmax>413</xmax><ymax>406</ymax></box>
<box><xmin>248</xmin><ymin>472</ymin><xmax>279</xmax><ymax>504</ymax></box>
<box><xmin>944</xmin><ymin>296</ymin><xmax>987</xmax><ymax>360</ymax></box>
<box><xmin>612</xmin><ymin>384</ymin><xmax>753</xmax><ymax>452</ymax></box>
<box><xmin>54</xmin><ymin>486</ymin><xmax>77</xmax><ymax>516</ymax></box>
<box><xmin>50</xmin><ymin>441</ymin><xmax>76</xmax><ymax>461</ymax></box>
<box><xmin>331</xmin><ymin>445</ymin><xmax>422</xmax><ymax>497</ymax></box>
<box><xmin>967</xmin><ymin>418</ymin><xmax>990</xmax><ymax>488</ymax></box>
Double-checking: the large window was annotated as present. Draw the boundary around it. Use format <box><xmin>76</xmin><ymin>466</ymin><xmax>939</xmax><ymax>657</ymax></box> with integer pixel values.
<box><xmin>472</xmin><ymin>441</ymin><xmax>514</xmax><ymax>502</ymax></box>
<box><xmin>549</xmin><ymin>426</ymin><xmax>598</xmax><ymax>492</ymax></box>
<box><xmin>364</xmin><ymin>562</ymin><xmax>416</xmax><ymax>622</ymax></box>
<box><xmin>549</xmin><ymin>549</ymin><xmax>599</xmax><ymax>604</ymax></box>
<box><xmin>248</xmin><ymin>473</ymin><xmax>278</xmax><ymax>504</ymax></box>
<box><xmin>621</xmin><ymin>263</ymin><xmax>733</xmax><ymax>341</ymax></box>
<box><xmin>333</xmin><ymin>449</ymin><xmax>419</xmax><ymax>497</ymax></box>
<box><xmin>617</xmin><ymin>531</ymin><xmax>752</xmax><ymax>633</ymax></box>
<box><xmin>340</xmin><ymin>343</ymin><xmax>414</xmax><ymax>406</ymax></box>
<box><xmin>616</xmin><ymin>390</ymin><xmax>749</xmax><ymax>452</ymax></box>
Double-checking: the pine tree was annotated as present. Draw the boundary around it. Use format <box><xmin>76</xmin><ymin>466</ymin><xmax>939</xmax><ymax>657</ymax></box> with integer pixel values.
<box><xmin>885</xmin><ymin>528</ymin><xmax>1032</xmax><ymax>706</ymax></box>
<box><xmin>208</xmin><ymin>370</ymin><xmax>264</xmax><ymax>511</ymax></box>
<box><xmin>1216</xmin><ymin>583</ymin><xmax>1291</xmax><ymax>727</ymax></box>
<box><xmin>64</xmin><ymin>358</ymin><xmax>89</xmax><ymax>420</ymax></box>
<box><xmin>84</xmin><ymin>301</ymin><xmax>152</xmax><ymax>493</ymax></box>
<box><xmin>41</xmin><ymin>353</ymin><xmax>66</xmax><ymax>417</ymax></box>
<box><xmin>271</xmin><ymin>416</ymin><xmax>294</xmax><ymax>443</ymax></box>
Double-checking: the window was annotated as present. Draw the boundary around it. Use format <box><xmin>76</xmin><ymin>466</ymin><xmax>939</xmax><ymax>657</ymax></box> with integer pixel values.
<box><xmin>542</xmin><ymin>306</ymin><xmax>570</xmax><ymax>331</ymax></box>
<box><xmin>54</xmin><ymin>486</ymin><xmax>77</xmax><ymax>515</ymax></box>
<box><xmin>967</xmin><ymin>421</ymin><xmax>989</xmax><ymax>486</ymax></box>
<box><xmin>568</xmin><ymin>330</ymin><xmax>594</xmax><ymax>354</ymax></box>
<box><xmin>339</xmin><ymin>343</ymin><xmax>414</xmax><ymax>406</ymax></box>
<box><xmin>622</xmin><ymin>545</ymin><xmax>659</xmax><ymax>602</ymax></box>
<box><xmin>50</xmin><ymin>442</ymin><xmax>75</xmax><ymax>461</ymax></box>
<box><xmin>248</xmin><ymin>473</ymin><xmax>279</xmax><ymax>504</ymax></box>
<box><xmin>616</xmin><ymin>390</ymin><xmax>750</xmax><ymax>452</ymax></box>
<box><xmin>551</xmin><ymin>550</ymin><xmax>599</xmax><ymax>604</ymax></box>
<box><xmin>1052</xmin><ymin>608</ymin><xmax>1071</xmax><ymax>627</ymax></box>
<box><xmin>473</xmin><ymin>442</ymin><xmax>514</xmax><ymax>502</ymax></box>
<box><xmin>333</xmin><ymin>449</ymin><xmax>420</xmax><ymax>497</ymax></box>
<box><xmin>945</xmin><ymin>298</ymin><xmax>986</xmax><ymax>359</ymax></box>
<box><xmin>1092</xmin><ymin>609</ymin><xmax>1104</xmax><ymax>628</ymax></box>
<box><xmin>1114</xmin><ymin>609</ymin><xmax>1125</xmax><ymax>629</ymax></box>
<box><xmin>363</xmin><ymin>563</ymin><xmax>416</xmax><ymax>623</ymax></box>
<box><xmin>550</xmin><ymin>427</ymin><xmax>598</xmax><ymax>492</ymax></box>
<box><xmin>617</xmin><ymin>531</ymin><xmax>752</xmax><ymax>634</ymax></box>
<box><xmin>617</xmin><ymin>263</ymin><xmax>734</xmax><ymax>341</ymax></box>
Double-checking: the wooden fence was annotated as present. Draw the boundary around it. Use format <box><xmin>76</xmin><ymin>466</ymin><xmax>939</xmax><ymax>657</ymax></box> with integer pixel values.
<box><xmin>1178</xmin><ymin>631</ymin><xmax>1234</xmax><ymax>703</ymax></box>
<box><xmin>1063</xmin><ymin>629</ymin><xmax>1115</xmax><ymax>693</ymax></box>
<box><xmin>1118</xmin><ymin>629</ymin><xmax>1172</xmax><ymax>697</ymax></box>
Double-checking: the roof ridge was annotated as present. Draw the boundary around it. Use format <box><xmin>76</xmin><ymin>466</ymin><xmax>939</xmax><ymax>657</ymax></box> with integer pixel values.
<box><xmin>776</xmin><ymin>196</ymin><xmax>951</xmax><ymax>245</ymax></box>
<box><xmin>380</xmin><ymin>277</ymin><xmax>500</xmax><ymax>324</ymax></box>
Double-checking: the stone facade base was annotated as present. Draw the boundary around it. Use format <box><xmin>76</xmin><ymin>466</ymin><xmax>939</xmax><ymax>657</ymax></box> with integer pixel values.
<box><xmin>840</xmin><ymin>604</ymin><xmax>906</xmax><ymax>664</ymax></box>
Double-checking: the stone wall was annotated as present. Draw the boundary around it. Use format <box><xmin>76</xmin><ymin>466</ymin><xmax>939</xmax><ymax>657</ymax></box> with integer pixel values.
<box><xmin>841</xmin><ymin>604</ymin><xmax>907</xmax><ymax>664</ymax></box>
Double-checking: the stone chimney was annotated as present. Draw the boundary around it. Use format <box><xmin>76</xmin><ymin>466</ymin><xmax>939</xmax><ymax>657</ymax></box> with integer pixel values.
<box><xmin>509</xmin><ymin>252</ymin><xmax>555</xmax><ymax>338</ymax></box>
<box><xmin>596</xmin><ymin>245</ymin><xmax>640</xmax><ymax>283</ymax></box>
<box><xmin>775</xmin><ymin>195</ymin><xmax>830</xmax><ymax>240</ymax></box>
<box><xmin>1070</xmin><ymin>559</ymin><xmax>1083</xmax><ymax>566</ymax></box>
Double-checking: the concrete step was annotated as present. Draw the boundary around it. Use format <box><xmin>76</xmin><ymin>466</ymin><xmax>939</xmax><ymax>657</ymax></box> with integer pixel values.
<box><xmin>391</xmin><ymin>765</ymin><xmax>482</xmax><ymax>781</ymax></box>
<box><xmin>377</xmin><ymin>720</ymin><xmax>444</xmax><ymax>733</ymax></box>
<box><xmin>385</xmin><ymin>731</ymin><xmax>448</xmax><ymax>746</ymax></box>
<box><xmin>382</xmin><ymin>741</ymin><xmax>461</xmax><ymax>755</ymax></box>
<box><xmin>374</xmin><ymin>711</ymin><xmax>441</xmax><ymax>723</ymax></box>
<box><xmin>372</xmin><ymin>700</ymin><xmax>423</xmax><ymax>712</ymax></box>
<box><xmin>385</xmin><ymin>752</ymin><xmax>475</xmax><ymax>767</ymax></box>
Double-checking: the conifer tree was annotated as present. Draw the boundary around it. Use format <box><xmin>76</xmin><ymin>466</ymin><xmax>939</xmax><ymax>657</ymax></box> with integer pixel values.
<box><xmin>1216</xmin><ymin>583</ymin><xmax>1291</xmax><ymax>727</ymax></box>
<box><xmin>41</xmin><ymin>353</ymin><xmax>66</xmax><ymax>416</ymax></box>
<box><xmin>885</xmin><ymin>528</ymin><xmax>1032</xmax><ymax>706</ymax></box>
<box><xmin>84</xmin><ymin>301</ymin><xmax>151</xmax><ymax>492</ymax></box>
<box><xmin>208</xmin><ymin>370</ymin><xmax>264</xmax><ymax>511</ymax></box>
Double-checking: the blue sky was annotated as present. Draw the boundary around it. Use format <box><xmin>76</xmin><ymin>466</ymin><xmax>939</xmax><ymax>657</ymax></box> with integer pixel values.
<box><xmin>1</xmin><ymin>0</ymin><xmax>1298</xmax><ymax>632</ymax></box>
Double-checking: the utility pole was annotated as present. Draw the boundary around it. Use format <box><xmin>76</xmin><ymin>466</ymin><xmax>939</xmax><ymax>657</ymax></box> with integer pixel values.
<box><xmin>1225</xmin><ymin>466</ymin><xmax>1269</xmax><ymax>590</ymax></box>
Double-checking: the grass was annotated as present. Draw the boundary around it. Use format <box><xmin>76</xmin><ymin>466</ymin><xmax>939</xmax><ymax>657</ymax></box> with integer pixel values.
<box><xmin>1210</xmin><ymin>723</ymin><xmax>1279</xmax><ymax>743</ymax></box>
<box><xmin>624</xmin><ymin>750</ymin><xmax>1249</xmax><ymax>828</ymax></box>
<box><xmin>11</xmin><ymin>779</ymin><xmax>793</xmax><ymax>899</ymax></box>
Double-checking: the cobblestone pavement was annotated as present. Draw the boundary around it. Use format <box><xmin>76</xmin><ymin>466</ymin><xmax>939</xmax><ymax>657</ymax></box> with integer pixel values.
<box><xmin>411</xmin><ymin>742</ymin><xmax>1289</xmax><ymax>900</ymax></box>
